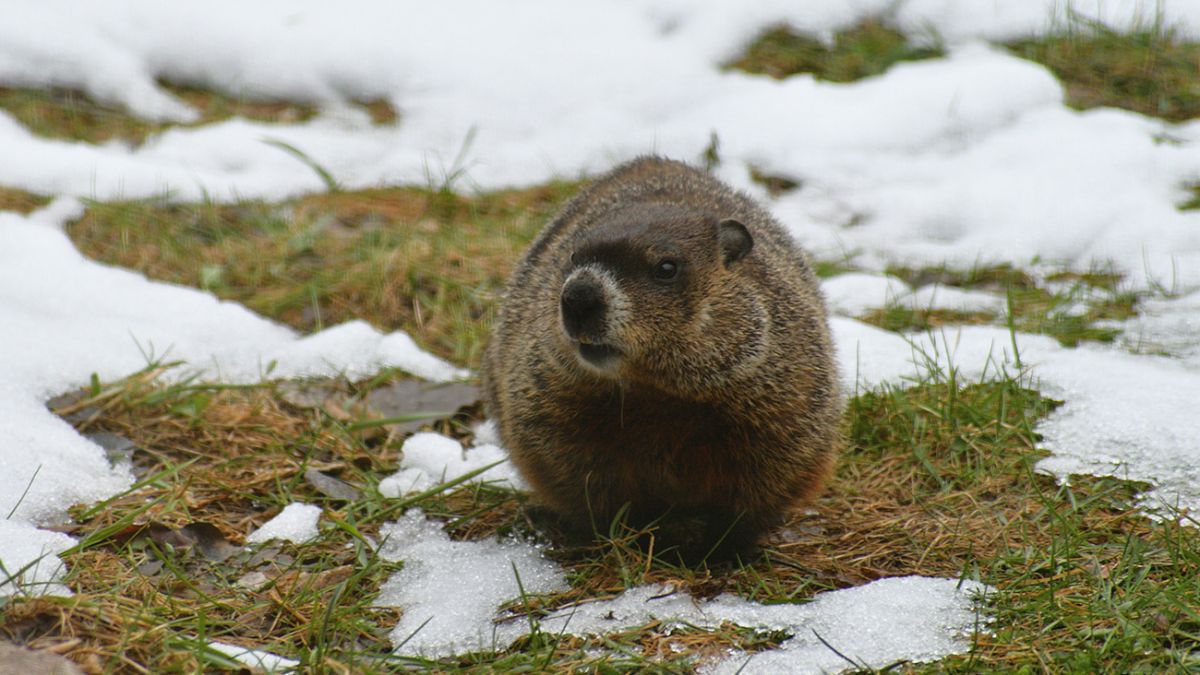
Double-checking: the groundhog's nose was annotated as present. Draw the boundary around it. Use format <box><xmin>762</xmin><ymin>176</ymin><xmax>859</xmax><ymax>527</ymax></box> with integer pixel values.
<box><xmin>560</xmin><ymin>277</ymin><xmax>607</xmax><ymax>341</ymax></box>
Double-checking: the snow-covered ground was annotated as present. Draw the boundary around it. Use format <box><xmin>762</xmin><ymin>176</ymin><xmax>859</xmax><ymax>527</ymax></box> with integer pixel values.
<box><xmin>375</xmin><ymin>508</ymin><xmax>990</xmax><ymax>670</ymax></box>
<box><xmin>3</xmin><ymin>0</ymin><xmax>1200</xmax><ymax>670</ymax></box>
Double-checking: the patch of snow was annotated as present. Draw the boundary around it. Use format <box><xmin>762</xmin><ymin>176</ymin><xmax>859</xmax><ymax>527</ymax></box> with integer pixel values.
<box><xmin>0</xmin><ymin>520</ymin><xmax>75</xmax><ymax>597</ymax></box>
<box><xmin>822</xmin><ymin>273</ymin><xmax>1006</xmax><ymax>317</ymax></box>
<box><xmin>377</xmin><ymin>432</ymin><xmax>526</xmax><ymax>498</ymax></box>
<box><xmin>472</xmin><ymin>419</ymin><xmax>501</xmax><ymax>447</ymax></box>
<box><xmin>904</xmin><ymin>285</ymin><xmax>1008</xmax><ymax>315</ymax></box>
<box><xmin>375</xmin><ymin>509</ymin><xmax>568</xmax><ymax>658</ymax></box>
<box><xmin>246</xmin><ymin>503</ymin><xmax>322</xmax><ymax>545</ymax></box>
<box><xmin>822</xmin><ymin>273</ymin><xmax>912</xmax><ymax>316</ymax></box>
<box><xmin>207</xmin><ymin>641</ymin><xmax>299</xmax><ymax>673</ymax></box>
<box><xmin>530</xmin><ymin>579</ymin><xmax>989</xmax><ymax>673</ymax></box>
<box><xmin>702</xmin><ymin>576</ymin><xmax>990</xmax><ymax>673</ymax></box>
<box><xmin>1033</xmin><ymin>344</ymin><xmax>1200</xmax><ymax>519</ymax></box>
<box><xmin>1118</xmin><ymin>290</ymin><xmax>1200</xmax><ymax>369</ymax></box>
<box><xmin>375</xmin><ymin>508</ymin><xmax>988</xmax><ymax>669</ymax></box>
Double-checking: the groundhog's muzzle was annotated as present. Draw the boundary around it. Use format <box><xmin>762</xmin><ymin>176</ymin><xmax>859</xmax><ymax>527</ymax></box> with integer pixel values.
<box><xmin>560</xmin><ymin>269</ymin><xmax>623</xmax><ymax>369</ymax></box>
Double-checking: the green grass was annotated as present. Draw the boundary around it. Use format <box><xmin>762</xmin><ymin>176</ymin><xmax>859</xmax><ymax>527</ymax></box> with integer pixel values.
<box><xmin>1181</xmin><ymin>183</ymin><xmax>1200</xmax><ymax>211</ymax></box>
<box><xmin>847</xmin><ymin>363</ymin><xmax>1200</xmax><ymax>671</ymax></box>
<box><xmin>1006</xmin><ymin>15</ymin><xmax>1200</xmax><ymax>122</ymax></box>
<box><xmin>726</xmin><ymin>18</ymin><xmax>943</xmax><ymax>81</ymax></box>
<box><xmin>67</xmin><ymin>182</ymin><xmax>580</xmax><ymax>368</ymax></box>
<box><xmin>866</xmin><ymin>263</ymin><xmax>1140</xmax><ymax>347</ymax></box>
<box><xmin>725</xmin><ymin>14</ymin><xmax>1200</xmax><ymax>123</ymax></box>
<box><xmin>0</xmin><ymin>85</ymin><xmax>397</xmax><ymax>145</ymax></box>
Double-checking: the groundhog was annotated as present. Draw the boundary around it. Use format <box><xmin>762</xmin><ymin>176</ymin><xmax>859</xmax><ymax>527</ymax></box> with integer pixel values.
<box><xmin>481</xmin><ymin>156</ymin><xmax>841</xmax><ymax>562</ymax></box>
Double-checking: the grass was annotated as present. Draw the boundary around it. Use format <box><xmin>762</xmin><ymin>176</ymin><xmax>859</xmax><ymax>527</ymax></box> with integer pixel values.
<box><xmin>4</xmin><ymin>344</ymin><xmax>1197</xmax><ymax>672</ymax></box>
<box><xmin>67</xmin><ymin>182</ymin><xmax>579</xmax><ymax>368</ymax></box>
<box><xmin>1006</xmin><ymin>15</ymin><xmax>1200</xmax><ymax>122</ymax></box>
<box><xmin>726</xmin><ymin>18</ymin><xmax>943</xmax><ymax>81</ymax></box>
<box><xmin>0</xmin><ymin>85</ymin><xmax>397</xmax><ymax>145</ymax></box>
<box><xmin>0</xmin><ymin>187</ymin><xmax>50</xmax><ymax>214</ymax></box>
<box><xmin>725</xmin><ymin>12</ymin><xmax>1200</xmax><ymax>123</ymax></box>
<box><xmin>1181</xmin><ymin>183</ymin><xmax>1200</xmax><ymax>211</ymax></box>
<box><xmin>865</xmin><ymin>263</ymin><xmax>1141</xmax><ymax>347</ymax></box>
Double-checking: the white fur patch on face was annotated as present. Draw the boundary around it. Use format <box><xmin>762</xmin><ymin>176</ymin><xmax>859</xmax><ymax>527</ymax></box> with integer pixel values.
<box><xmin>561</xmin><ymin>264</ymin><xmax>632</xmax><ymax>377</ymax></box>
<box><xmin>564</xmin><ymin>264</ymin><xmax>631</xmax><ymax>338</ymax></box>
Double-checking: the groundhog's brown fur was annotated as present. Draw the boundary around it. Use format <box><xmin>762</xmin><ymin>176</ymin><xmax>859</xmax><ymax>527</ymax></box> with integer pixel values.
<box><xmin>481</xmin><ymin>156</ymin><xmax>841</xmax><ymax>561</ymax></box>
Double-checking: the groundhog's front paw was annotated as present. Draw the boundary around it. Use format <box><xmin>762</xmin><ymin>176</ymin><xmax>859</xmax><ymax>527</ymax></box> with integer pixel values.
<box><xmin>650</xmin><ymin>514</ymin><xmax>762</xmax><ymax>566</ymax></box>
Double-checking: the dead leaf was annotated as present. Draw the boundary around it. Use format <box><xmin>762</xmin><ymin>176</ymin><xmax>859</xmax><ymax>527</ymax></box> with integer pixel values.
<box><xmin>236</xmin><ymin>570</ymin><xmax>271</xmax><ymax>590</ymax></box>
<box><xmin>303</xmin><ymin>469</ymin><xmax>362</xmax><ymax>502</ymax></box>
<box><xmin>276</xmin><ymin>379</ymin><xmax>349</xmax><ymax>410</ymax></box>
<box><xmin>147</xmin><ymin>522</ymin><xmax>195</xmax><ymax>549</ymax></box>
<box><xmin>183</xmin><ymin>523</ymin><xmax>241</xmax><ymax>562</ymax></box>
<box><xmin>0</xmin><ymin>642</ymin><xmax>85</xmax><ymax>675</ymax></box>
<box><xmin>360</xmin><ymin>380</ymin><xmax>480</xmax><ymax>434</ymax></box>
<box><xmin>145</xmin><ymin>522</ymin><xmax>239</xmax><ymax>562</ymax></box>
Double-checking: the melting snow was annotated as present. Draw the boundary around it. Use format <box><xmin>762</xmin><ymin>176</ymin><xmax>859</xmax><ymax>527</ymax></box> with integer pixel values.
<box><xmin>376</xmin><ymin>509</ymin><xmax>568</xmax><ymax>658</ymax></box>
<box><xmin>245</xmin><ymin>503</ymin><xmax>322</xmax><ymax>545</ymax></box>
<box><xmin>822</xmin><ymin>272</ymin><xmax>1007</xmax><ymax>317</ymax></box>
<box><xmin>377</xmin><ymin>432</ymin><xmax>526</xmax><ymax>497</ymax></box>
<box><xmin>207</xmin><ymin>641</ymin><xmax>299</xmax><ymax>673</ymax></box>
<box><xmin>0</xmin><ymin>520</ymin><xmax>75</xmax><ymax>597</ymax></box>
<box><xmin>374</xmin><ymin>510</ymin><xmax>988</xmax><ymax>669</ymax></box>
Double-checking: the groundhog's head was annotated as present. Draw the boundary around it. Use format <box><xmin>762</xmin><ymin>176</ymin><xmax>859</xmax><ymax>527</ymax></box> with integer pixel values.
<box><xmin>557</xmin><ymin>202</ymin><xmax>766</xmax><ymax>393</ymax></box>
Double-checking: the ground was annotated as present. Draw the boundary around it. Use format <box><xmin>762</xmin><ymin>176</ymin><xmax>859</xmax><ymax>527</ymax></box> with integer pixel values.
<box><xmin>2</xmin><ymin>7</ymin><xmax>1200</xmax><ymax>674</ymax></box>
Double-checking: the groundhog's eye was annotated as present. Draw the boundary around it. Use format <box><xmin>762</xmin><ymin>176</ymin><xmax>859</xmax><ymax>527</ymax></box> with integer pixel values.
<box><xmin>652</xmin><ymin>259</ymin><xmax>679</xmax><ymax>281</ymax></box>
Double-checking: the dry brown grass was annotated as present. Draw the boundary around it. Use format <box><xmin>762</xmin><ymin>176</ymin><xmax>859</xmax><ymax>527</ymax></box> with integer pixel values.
<box><xmin>0</xmin><ymin>187</ymin><xmax>51</xmax><ymax>214</ymax></box>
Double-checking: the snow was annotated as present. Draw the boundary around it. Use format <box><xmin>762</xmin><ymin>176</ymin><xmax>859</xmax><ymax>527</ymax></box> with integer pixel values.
<box><xmin>245</xmin><ymin>503</ymin><xmax>322</xmax><ymax>545</ymax></box>
<box><xmin>374</xmin><ymin>509</ymin><xmax>988</xmax><ymax>669</ymax></box>
<box><xmin>376</xmin><ymin>509</ymin><xmax>568</xmax><ymax>658</ymax></box>
<box><xmin>1118</xmin><ymin>289</ymin><xmax>1200</xmax><ymax>368</ymax></box>
<box><xmin>377</xmin><ymin>432</ymin><xmax>526</xmax><ymax>497</ymax></box>
<box><xmin>905</xmin><ymin>285</ymin><xmax>1007</xmax><ymax>315</ymax></box>
<box><xmin>822</xmin><ymin>273</ymin><xmax>913</xmax><ymax>316</ymax></box>
<box><xmin>207</xmin><ymin>641</ymin><xmax>298</xmax><ymax>673</ymax></box>
<box><xmin>3</xmin><ymin>0</ymin><xmax>1200</xmax><ymax>669</ymax></box>
<box><xmin>821</xmin><ymin>272</ymin><xmax>1006</xmax><ymax>317</ymax></box>
<box><xmin>702</xmin><ymin>576</ymin><xmax>990</xmax><ymax>673</ymax></box>
<box><xmin>0</xmin><ymin>520</ymin><xmax>75</xmax><ymax>597</ymax></box>
<box><xmin>2</xmin><ymin>3</ymin><xmax>1200</xmax><ymax>286</ymax></box>
<box><xmin>535</xmin><ymin>578</ymin><xmax>990</xmax><ymax>674</ymax></box>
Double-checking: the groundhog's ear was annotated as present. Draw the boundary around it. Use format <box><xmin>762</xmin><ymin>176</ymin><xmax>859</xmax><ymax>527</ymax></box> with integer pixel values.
<box><xmin>719</xmin><ymin>218</ymin><xmax>753</xmax><ymax>267</ymax></box>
